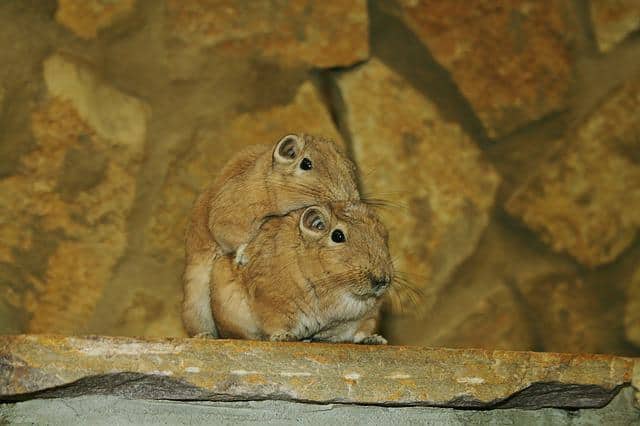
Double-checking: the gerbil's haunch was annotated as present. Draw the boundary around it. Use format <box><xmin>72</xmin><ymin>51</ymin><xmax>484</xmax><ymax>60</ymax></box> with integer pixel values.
<box><xmin>210</xmin><ymin>202</ymin><xmax>393</xmax><ymax>344</ymax></box>
<box><xmin>182</xmin><ymin>134</ymin><xmax>360</xmax><ymax>337</ymax></box>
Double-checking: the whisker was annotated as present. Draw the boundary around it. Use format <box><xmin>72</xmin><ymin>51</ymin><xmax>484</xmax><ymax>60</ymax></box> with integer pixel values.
<box><xmin>380</xmin><ymin>269</ymin><xmax>429</xmax><ymax>315</ymax></box>
<box><xmin>362</xmin><ymin>196</ymin><xmax>408</xmax><ymax>211</ymax></box>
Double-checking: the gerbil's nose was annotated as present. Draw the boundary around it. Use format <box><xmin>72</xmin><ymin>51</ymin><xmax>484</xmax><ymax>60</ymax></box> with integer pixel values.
<box><xmin>369</xmin><ymin>273</ymin><xmax>391</xmax><ymax>292</ymax></box>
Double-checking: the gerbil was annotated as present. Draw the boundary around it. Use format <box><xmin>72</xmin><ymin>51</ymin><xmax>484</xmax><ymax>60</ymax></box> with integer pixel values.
<box><xmin>210</xmin><ymin>202</ymin><xmax>393</xmax><ymax>344</ymax></box>
<box><xmin>183</xmin><ymin>134</ymin><xmax>360</xmax><ymax>337</ymax></box>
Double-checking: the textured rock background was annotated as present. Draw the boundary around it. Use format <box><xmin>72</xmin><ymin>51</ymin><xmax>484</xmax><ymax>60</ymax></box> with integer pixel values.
<box><xmin>0</xmin><ymin>0</ymin><xmax>640</xmax><ymax>357</ymax></box>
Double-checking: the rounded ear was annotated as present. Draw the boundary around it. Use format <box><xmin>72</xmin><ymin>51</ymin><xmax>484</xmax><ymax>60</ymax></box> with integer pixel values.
<box><xmin>273</xmin><ymin>134</ymin><xmax>304</xmax><ymax>164</ymax></box>
<box><xmin>299</xmin><ymin>206</ymin><xmax>330</xmax><ymax>238</ymax></box>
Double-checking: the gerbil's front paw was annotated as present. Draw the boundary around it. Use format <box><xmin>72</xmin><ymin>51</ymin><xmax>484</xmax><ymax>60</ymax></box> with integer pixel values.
<box><xmin>194</xmin><ymin>332</ymin><xmax>216</xmax><ymax>339</ymax></box>
<box><xmin>357</xmin><ymin>334</ymin><xmax>388</xmax><ymax>345</ymax></box>
<box><xmin>234</xmin><ymin>244</ymin><xmax>249</xmax><ymax>266</ymax></box>
<box><xmin>269</xmin><ymin>331</ymin><xmax>297</xmax><ymax>342</ymax></box>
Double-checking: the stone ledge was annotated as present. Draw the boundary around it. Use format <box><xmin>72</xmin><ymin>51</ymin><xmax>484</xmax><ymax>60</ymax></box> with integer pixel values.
<box><xmin>0</xmin><ymin>335</ymin><xmax>638</xmax><ymax>410</ymax></box>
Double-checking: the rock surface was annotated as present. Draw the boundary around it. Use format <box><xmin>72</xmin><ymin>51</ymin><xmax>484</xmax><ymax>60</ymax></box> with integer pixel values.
<box><xmin>506</xmin><ymin>78</ymin><xmax>640</xmax><ymax>267</ymax></box>
<box><xmin>145</xmin><ymin>81</ymin><xmax>343</xmax><ymax>264</ymax></box>
<box><xmin>590</xmin><ymin>0</ymin><xmax>640</xmax><ymax>52</ymax></box>
<box><xmin>0</xmin><ymin>335</ymin><xmax>637</xmax><ymax>409</ymax></box>
<box><xmin>335</xmin><ymin>59</ymin><xmax>500</xmax><ymax>314</ymax></box>
<box><xmin>522</xmin><ymin>275</ymin><xmax>623</xmax><ymax>354</ymax></box>
<box><xmin>626</xmin><ymin>267</ymin><xmax>640</xmax><ymax>347</ymax></box>
<box><xmin>384</xmin><ymin>219</ymin><xmax>574</xmax><ymax>350</ymax></box>
<box><xmin>386</xmin><ymin>0</ymin><xmax>573</xmax><ymax>139</ymax></box>
<box><xmin>166</xmin><ymin>0</ymin><xmax>368</xmax><ymax>78</ymax></box>
<box><xmin>0</xmin><ymin>54</ymin><xmax>148</xmax><ymax>334</ymax></box>
<box><xmin>55</xmin><ymin>0</ymin><xmax>136</xmax><ymax>39</ymax></box>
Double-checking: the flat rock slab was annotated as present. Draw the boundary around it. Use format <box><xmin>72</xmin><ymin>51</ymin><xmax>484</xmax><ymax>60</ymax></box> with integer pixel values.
<box><xmin>0</xmin><ymin>335</ymin><xmax>638</xmax><ymax>409</ymax></box>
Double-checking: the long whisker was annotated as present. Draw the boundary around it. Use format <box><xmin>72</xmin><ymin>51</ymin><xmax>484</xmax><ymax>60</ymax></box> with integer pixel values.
<box><xmin>362</xmin><ymin>197</ymin><xmax>407</xmax><ymax>211</ymax></box>
<box><xmin>381</xmin><ymin>270</ymin><xmax>428</xmax><ymax>315</ymax></box>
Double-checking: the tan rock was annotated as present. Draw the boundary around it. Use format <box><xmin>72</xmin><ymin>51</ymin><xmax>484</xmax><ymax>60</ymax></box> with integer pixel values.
<box><xmin>523</xmin><ymin>276</ymin><xmax>623</xmax><ymax>354</ymax></box>
<box><xmin>335</xmin><ymin>58</ymin><xmax>500</xmax><ymax>315</ymax></box>
<box><xmin>166</xmin><ymin>0</ymin><xmax>368</xmax><ymax>77</ymax></box>
<box><xmin>387</xmin><ymin>0</ymin><xmax>572</xmax><ymax>139</ymax></box>
<box><xmin>55</xmin><ymin>0</ymin><xmax>135</xmax><ymax>39</ymax></box>
<box><xmin>145</xmin><ymin>80</ymin><xmax>342</xmax><ymax>263</ymax></box>
<box><xmin>0</xmin><ymin>54</ymin><xmax>148</xmax><ymax>333</ymax></box>
<box><xmin>625</xmin><ymin>268</ymin><xmax>640</xmax><ymax>346</ymax></box>
<box><xmin>634</xmin><ymin>358</ymin><xmax>640</xmax><ymax>405</ymax></box>
<box><xmin>384</xmin><ymin>218</ymin><xmax>577</xmax><ymax>350</ymax></box>
<box><xmin>591</xmin><ymin>0</ymin><xmax>640</xmax><ymax>52</ymax></box>
<box><xmin>404</xmin><ymin>282</ymin><xmax>534</xmax><ymax>351</ymax></box>
<box><xmin>0</xmin><ymin>335</ymin><xmax>636</xmax><ymax>409</ymax></box>
<box><xmin>43</xmin><ymin>54</ymin><xmax>148</xmax><ymax>148</ymax></box>
<box><xmin>506</xmin><ymin>79</ymin><xmax>640</xmax><ymax>267</ymax></box>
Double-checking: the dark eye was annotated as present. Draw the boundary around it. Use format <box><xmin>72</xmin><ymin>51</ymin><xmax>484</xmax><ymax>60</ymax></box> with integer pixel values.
<box><xmin>300</xmin><ymin>157</ymin><xmax>313</xmax><ymax>170</ymax></box>
<box><xmin>331</xmin><ymin>229</ymin><xmax>345</xmax><ymax>243</ymax></box>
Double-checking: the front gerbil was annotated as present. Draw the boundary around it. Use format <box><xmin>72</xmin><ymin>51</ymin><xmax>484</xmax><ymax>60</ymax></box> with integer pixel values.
<box><xmin>183</xmin><ymin>134</ymin><xmax>360</xmax><ymax>337</ymax></box>
<box><xmin>210</xmin><ymin>202</ymin><xmax>393</xmax><ymax>344</ymax></box>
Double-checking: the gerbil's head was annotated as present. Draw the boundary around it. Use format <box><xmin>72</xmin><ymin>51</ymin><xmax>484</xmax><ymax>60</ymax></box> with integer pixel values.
<box><xmin>270</xmin><ymin>134</ymin><xmax>360</xmax><ymax>212</ymax></box>
<box><xmin>295</xmin><ymin>202</ymin><xmax>393</xmax><ymax>300</ymax></box>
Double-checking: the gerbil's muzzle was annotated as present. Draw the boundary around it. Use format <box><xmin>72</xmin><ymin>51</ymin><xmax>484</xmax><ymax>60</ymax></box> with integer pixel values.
<box><xmin>368</xmin><ymin>272</ymin><xmax>392</xmax><ymax>295</ymax></box>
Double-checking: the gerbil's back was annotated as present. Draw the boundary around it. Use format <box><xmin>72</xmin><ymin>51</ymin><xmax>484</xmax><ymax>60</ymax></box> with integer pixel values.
<box><xmin>213</xmin><ymin>143</ymin><xmax>271</xmax><ymax>189</ymax></box>
<box><xmin>244</xmin><ymin>215</ymin><xmax>296</xmax><ymax>274</ymax></box>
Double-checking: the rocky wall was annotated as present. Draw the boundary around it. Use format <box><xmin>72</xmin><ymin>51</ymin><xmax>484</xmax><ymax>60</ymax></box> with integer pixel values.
<box><xmin>1</xmin><ymin>0</ymin><xmax>640</xmax><ymax>356</ymax></box>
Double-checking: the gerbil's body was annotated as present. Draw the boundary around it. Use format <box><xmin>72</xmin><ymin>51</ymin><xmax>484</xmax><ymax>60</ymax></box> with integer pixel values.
<box><xmin>183</xmin><ymin>134</ymin><xmax>359</xmax><ymax>337</ymax></box>
<box><xmin>210</xmin><ymin>203</ymin><xmax>393</xmax><ymax>344</ymax></box>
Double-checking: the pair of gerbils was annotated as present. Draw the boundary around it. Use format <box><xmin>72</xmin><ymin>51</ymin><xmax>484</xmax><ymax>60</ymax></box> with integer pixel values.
<box><xmin>182</xmin><ymin>133</ymin><xmax>394</xmax><ymax>344</ymax></box>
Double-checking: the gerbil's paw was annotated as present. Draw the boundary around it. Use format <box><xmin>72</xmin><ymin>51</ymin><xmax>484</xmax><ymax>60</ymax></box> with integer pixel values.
<box><xmin>269</xmin><ymin>331</ymin><xmax>297</xmax><ymax>342</ymax></box>
<box><xmin>358</xmin><ymin>334</ymin><xmax>388</xmax><ymax>345</ymax></box>
<box><xmin>234</xmin><ymin>244</ymin><xmax>249</xmax><ymax>266</ymax></box>
<box><xmin>194</xmin><ymin>332</ymin><xmax>217</xmax><ymax>339</ymax></box>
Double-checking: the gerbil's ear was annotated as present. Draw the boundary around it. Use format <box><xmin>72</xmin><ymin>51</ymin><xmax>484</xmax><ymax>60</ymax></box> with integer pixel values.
<box><xmin>274</xmin><ymin>134</ymin><xmax>304</xmax><ymax>164</ymax></box>
<box><xmin>300</xmin><ymin>206</ymin><xmax>330</xmax><ymax>238</ymax></box>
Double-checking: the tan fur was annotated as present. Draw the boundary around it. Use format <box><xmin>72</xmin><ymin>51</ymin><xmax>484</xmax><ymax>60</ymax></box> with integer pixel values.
<box><xmin>183</xmin><ymin>134</ymin><xmax>359</xmax><ymax>337</ymax></box>
<box><xmin>210</xmin><ymin>202</ymin><xmax>393</xmax><ymax>343</ymax></box>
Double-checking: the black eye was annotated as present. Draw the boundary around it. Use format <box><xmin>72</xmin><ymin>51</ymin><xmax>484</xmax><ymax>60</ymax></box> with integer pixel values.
<box><xmin>300</xmin><ymin>157</ymin><xmax>313</xmax><ymax>170</ymax></box>
<box><xmin>331</xmin><ymin>229</ymin><xmax>345</xmax><ymax>243</ymax></box>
